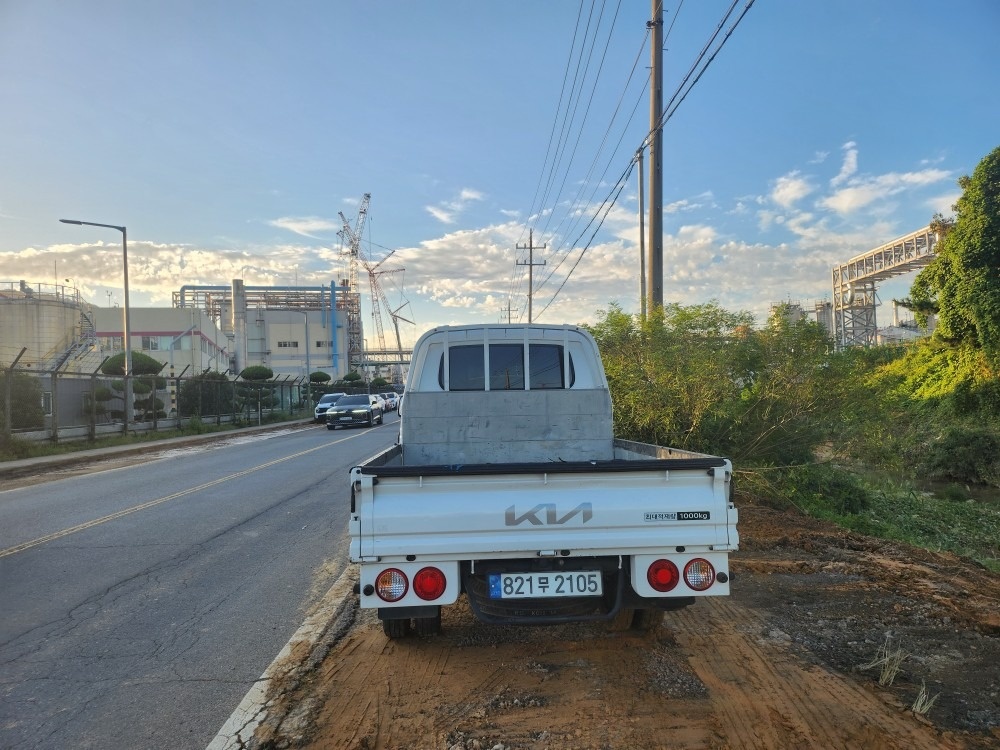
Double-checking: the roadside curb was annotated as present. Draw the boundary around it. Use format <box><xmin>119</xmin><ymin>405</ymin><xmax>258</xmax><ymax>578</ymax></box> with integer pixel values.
<box><xmin>0</xmin><ymin>420</ymin><xmax>316</xmax><ymax>480</ymax></box>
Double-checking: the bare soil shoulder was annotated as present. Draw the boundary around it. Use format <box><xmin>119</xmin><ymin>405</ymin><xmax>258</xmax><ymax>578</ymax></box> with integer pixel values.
<box><xmin>256</xmin><ymin>504</ymin><xmax>1000</xmax><ymax>749</ymax></box>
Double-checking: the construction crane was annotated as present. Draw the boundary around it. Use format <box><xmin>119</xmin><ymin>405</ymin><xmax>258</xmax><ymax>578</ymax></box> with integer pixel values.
<box><xmin>338</xmin><ymin>193</ymin><xmax>413</xmax><ymax>368</ymax></box>
<box><xmin>367</xmin><ymin>250</ymin><xmax>413</xmax><ymax>354</ymax></box>
<box><xmin>338</xmin><ymin>193</ymin><xmax>370</xmax><ymax>371</ymax></box>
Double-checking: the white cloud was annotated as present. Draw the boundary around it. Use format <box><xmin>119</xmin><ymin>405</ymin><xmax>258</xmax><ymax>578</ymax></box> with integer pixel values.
<box><xmin>771</xmin><ymin>172</ymin><xmax>814</xmax><ymax>208</ymax></box>
<box><xmin>425</xmin><ymin>188</ymin><xmax>486</xmax><ymax>225</ymax></box>
<box><xmin>665</xmin><ymin>191</ymin><xmax>716</xmax><ymax>214</ymax></box>
<box><xmin>818</xmin><ymin>168</ymin><xmax>950</xmax><ymax>215</ymax></box>
<box><xmin>425</xmin><ymin>206</ymin><xmax>455</xmax><ymax>224</ymax></box>
<box><xmin>268</xmin><ymin>216</ymin><xmax>339</xmax><ymax>238</ymax></box>
<box><xmin>926</xmin><ymin>191</ymin><xmax>960</xmax><ymax>217</ymax></box>
<box><xmin>830</xmin><ymin>141</ymin><xmax>858</xmax><ymax>187</ymax></box>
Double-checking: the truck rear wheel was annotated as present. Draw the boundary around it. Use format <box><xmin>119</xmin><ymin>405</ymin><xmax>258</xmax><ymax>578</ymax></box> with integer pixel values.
<box><xmin>382</xmin><ymin>618</ymin><xmax>411</xmax><ymax>639</ymax></box>
<box><xmin>606</xmin><ymin>608</ymin><xmax>635</xmax><ymax>632</ymax></box>
<box><xmin>413</xmin><ymin>610</ymin><xmax>441</xmax><ymax>636</ymax></box>
<box><xmin>606</xmin><ymin>608</ymin><xmax>662</xmax><ymax>632</ymax></box>
<box><xmin>632</xmin><ymin>608</ymin><xmax>663</xmax><ymax>632</ymax></box>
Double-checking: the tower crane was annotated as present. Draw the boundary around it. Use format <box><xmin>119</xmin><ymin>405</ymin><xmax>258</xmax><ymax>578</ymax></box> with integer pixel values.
<box><xmin>368</xmin><ymin>250</ymin><xmax>413</xmax><ymax>354</ymax></box>
<box><xmin>338</xmin><ymin>193</ymin><xmax>413</xmax><ymax>372</ymax></box>
<box><xmin>338</xmin><ymin>193</ymin><xmax>370</xmax><ymax>371</ymax></box>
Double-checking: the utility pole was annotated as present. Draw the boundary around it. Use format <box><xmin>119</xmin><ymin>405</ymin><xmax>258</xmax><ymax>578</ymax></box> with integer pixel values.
<box><xmin>500</xmin><ymin>299</ymin><xmax>519</xmax><ymax>324</ymax></box>
<box><xmin>647</xmin><ymin>0</ymin><xmax>664</xmax><ymax>311</ymax></box>
<box><xmin>637</xmin><ymin>146</ymin><xmax>647</xmax><ymax>320</ymax></box>
<box><xmin>516</xmin><ymin>229</ymin><xmax>547</xmax><ymax>323</ymax></box>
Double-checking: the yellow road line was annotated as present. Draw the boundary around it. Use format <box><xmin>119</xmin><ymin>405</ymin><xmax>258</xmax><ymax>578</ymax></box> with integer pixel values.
<box><xmin>1</xmin><ymin>433</ymin><xmax>363</xmax><ymax>559</ymax></box>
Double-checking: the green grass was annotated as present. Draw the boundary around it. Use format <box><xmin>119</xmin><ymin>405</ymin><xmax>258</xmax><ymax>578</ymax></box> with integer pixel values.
<box><xmin>741</xmin><ymin>464</ymin><xmax>1000</xmax><ymax>573</ymax></box>
<box><xmin>838</xmin><ymin>481</ymin><xmax>1000</xmax><ymax>573</ymax></box>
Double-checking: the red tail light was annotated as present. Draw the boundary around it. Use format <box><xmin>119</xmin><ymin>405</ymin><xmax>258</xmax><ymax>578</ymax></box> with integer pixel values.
<box><xmin>646</xmin><ymin>559</ymin><xmax>680</xmax><ymax>592</ymax></box>
<box><xmin>683</xmin><ymin>558</ymin><xmax>715</xmax><ymax>591</ymax></box>
<box><xmin>413</xmin><ymin>567</ymin><xmax>447</xmax><ymax>600</ymax></box>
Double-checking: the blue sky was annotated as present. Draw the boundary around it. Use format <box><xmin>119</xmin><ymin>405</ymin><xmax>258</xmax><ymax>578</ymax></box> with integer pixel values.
<box><xmin>2</xmin><ymin>0</ymin><xmax>998</xmax><ymax>347</ymax></box>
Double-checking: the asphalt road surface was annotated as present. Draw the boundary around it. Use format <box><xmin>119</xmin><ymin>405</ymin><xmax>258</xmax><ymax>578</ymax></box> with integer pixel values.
<box><xmin>0</xmin><ymin>417</ymin><xmax>397</xmax><ymax>750</ymax></box>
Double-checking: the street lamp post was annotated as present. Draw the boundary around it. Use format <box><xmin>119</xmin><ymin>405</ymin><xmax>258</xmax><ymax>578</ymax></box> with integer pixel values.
<box><xmin>59</xmin><ymin>219</ymin><xmax>133</xmax><ymax>427</ymax></box>
<box><xmin>297</xmin><ymin>310</ymin><xmax>312</xmax><ymax>413</ymax></box>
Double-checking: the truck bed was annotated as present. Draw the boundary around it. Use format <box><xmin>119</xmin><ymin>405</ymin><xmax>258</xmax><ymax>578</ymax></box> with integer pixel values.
<box><xmin>350</xmin><ymin>439</ymin><xmax>736</xmax><ymax>562</ymax></box>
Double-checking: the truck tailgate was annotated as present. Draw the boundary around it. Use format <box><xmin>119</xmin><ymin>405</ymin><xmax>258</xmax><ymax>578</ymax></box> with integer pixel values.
<box><xmin>350</xmin><ymin>459</ymin><xmax>736</xmax><ymax>561</ymax></box>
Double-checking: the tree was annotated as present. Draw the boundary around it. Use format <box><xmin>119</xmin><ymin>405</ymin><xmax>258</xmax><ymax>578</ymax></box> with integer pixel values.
<box><xmin>100</xmin><ymin>351</ymin><xmax>167</xmax><ymax>420</ymax></box>
<box><xmin>907</xmin><ymin>145</ymin><xmax>1000</xmax><ymax>365</ymax></box>
<box><xmin>177</xmin><ymin>371</ymin><xmax>234</xmax><ymax>417</ymax></box>
<box><xmin>237</xmin><ymin>365</ymin><xmax>275</xmax><ymax>418</ymax></box>
<box><xmin>585</xmin><ymin>301</ymin><xmax>844</xmax><ymax>465</ymax></box>
<box><xmin>0</xmin><ymin>371</ymin><xmax>44</xmax><ymax>429</ymax></box>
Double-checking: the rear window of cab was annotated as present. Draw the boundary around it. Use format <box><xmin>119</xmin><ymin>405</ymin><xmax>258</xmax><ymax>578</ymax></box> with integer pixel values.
<box><xmin>438</xmin><ymin>343</ymin><xmax>574</xmax><ymax>391</ymax></box>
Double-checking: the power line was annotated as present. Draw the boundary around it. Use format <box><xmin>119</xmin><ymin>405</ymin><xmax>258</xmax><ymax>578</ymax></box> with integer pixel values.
<box><xmin>530</xmin><ymin>0</ymin><xmax>756</xmax><ymax>318</ymax></box>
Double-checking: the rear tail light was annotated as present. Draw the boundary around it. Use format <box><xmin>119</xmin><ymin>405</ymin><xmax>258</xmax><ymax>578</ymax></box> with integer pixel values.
<box><xmin>413</xmin><ymin>567</ymin><xmax>447</xmax><ymax>600</ymax></box>
<box><xmin>375</xmin><ymin>568</ymin><xmax>408</xmax><ymax>602</ymax></box>
<box><xmin>646</xmin><ymin>559</ymin><xmax>680</xmax><ymax>592</ymax></box>
<box><xmin>683</xmin><ymin>558</ymin><xmax>715</xmax><ymax>591</ymax></box>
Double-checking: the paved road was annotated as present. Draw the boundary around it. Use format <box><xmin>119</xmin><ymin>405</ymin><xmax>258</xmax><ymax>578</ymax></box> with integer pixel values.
<box><xmin>0</xmin><ymin>417</ymin><xmax>398</xmax><ymax>750</ymax></box>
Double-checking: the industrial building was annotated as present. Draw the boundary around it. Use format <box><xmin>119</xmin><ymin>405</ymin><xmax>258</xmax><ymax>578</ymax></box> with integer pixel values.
<box><xmin>2</xmin><ymin>278</ymin><xmax>357</xmax><ymax>381</ymax></box>
<box><xmin>2</xmin><ymin>277</ymin><xmax>374</xmax><ymax>432</ymax></box>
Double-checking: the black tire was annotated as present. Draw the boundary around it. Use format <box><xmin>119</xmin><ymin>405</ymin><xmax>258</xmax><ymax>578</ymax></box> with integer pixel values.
<box><xmin>367</xmin><ymin>413</ymin><xmax>373</xmax><ymax>427</ymax></box>
<box><xmin>605</xmin><ymin>607</ymin><xmax>635</xmax><ymax>632</ymax></box>
<box><xmin>413</xmin><ymin>610</ymin><xmax>442</xmax><ymax>637</ymax></box>
<box><xmin>382</xmin><ymin>618</ymin><xmax>411</xmax><ymax>639</ymax></box>
<box><xmin>326</xmin><ymin>424</ymin><xmax>335</xmax><ymax>430</ymax></box>
<box><xmin>377</xmin><ymin>410</ymin><xmax>384</xmax><ymax>425</ymax></box>
<box><xmin>632</xmin><ymin>608</ymin><xmax>663</xmax><ymax>632</ymax></box>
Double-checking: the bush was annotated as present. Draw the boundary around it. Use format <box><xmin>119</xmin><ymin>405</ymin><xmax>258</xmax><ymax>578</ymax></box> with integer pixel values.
<box><xmin>740</xmin><ymin>463</ymin><xmax>873</xmax><ymax>516</ymax></box>
<box><xmin>910</xmin><ymin>425</ymin><xmax>1000</xmax><ymax>486</ymax></box>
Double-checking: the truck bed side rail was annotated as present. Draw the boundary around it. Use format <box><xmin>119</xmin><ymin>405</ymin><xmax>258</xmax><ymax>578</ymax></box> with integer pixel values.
<box><xmin>354</xmin><ymin>455</ymin><xmax>727</xmax><ymax>478</ymax></box>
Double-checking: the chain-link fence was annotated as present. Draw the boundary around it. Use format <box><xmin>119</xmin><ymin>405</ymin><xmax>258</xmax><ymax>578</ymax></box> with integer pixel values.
<box><xmin>1</xmin><ymin>365</ymin><xmax>373</xmax><ymax>443</ymax></box>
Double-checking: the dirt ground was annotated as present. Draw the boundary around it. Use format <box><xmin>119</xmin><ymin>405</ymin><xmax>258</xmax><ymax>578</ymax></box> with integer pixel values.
<box><xmin>256</xmin><ymin>501</ymin><xmax>1000</xmax><ymax>750</ymax></box>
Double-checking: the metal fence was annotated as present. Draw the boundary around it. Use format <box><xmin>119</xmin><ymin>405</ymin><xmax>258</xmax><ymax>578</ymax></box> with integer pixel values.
<box><xmin>1</xmin><ymin>365</ymin><xmax>371</xmax><ymax>444</ymax></box>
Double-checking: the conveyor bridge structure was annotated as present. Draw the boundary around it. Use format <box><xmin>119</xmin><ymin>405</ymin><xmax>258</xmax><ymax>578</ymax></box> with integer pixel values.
<box><xmin>832</xmin><ymin>226</ymin><xmax>939</xmax><ymax>348</ymax></box>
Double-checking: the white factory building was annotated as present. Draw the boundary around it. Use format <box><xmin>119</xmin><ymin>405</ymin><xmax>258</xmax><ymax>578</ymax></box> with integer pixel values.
<box><xmin>2</xmin><ymin>278</ymin><xmax>355</xmax><ymax>381</ymax></box>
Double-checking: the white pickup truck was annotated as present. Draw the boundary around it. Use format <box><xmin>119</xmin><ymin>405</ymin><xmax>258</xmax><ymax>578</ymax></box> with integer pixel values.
<box><xmin>349</xmin><ymin>324</ymin><xmax>738</xmax><ymax>638</ymax></box>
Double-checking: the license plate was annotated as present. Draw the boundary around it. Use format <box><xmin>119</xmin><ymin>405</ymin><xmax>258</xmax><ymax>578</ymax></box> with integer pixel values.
<box><xmin>488</xmin><ymin>571</ymin><xmax>602</xmax><ymax>599</ymax></box>
<box><xmin>339</xmin><ymin>416</ymin><xmax>352</xmax><ymax>421</ymax></box>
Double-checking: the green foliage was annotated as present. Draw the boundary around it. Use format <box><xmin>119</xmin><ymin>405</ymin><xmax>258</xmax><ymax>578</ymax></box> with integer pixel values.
<box><xmin>908</xmin><ymin>425</ymin><xmax>1000</xmax><ymax>486</ymax></box>
<box><xmin>177</xmin><ymin>371</ymin><xmax>235</xmax><ymax>417</ymax></box>
<box><xmin>909</xmin><ymin>145</ymin><xmax>1000</xmax><ymax>364</ymax></box>
<box><xmin>100</xmin><ymin>351</ymin><xmax>164</xmax><ymax>376</ymax></box>
<box><xmin>586</xmin><ymin>301</ymin><xmax>842</xmax><ymax>464</ymax></box>
<box><xmin>309</xmin><ymin>371</ymin><xmax>331</xmax><ymax>383</ymax></box>
<box><xmin>855</xmin><ymin>338</ymin><xmax>1000</xmax><ymax>486</ymax></box>
<box><xmin>239</xmin><ymin>365</ymin><xmax>274</xmax><ymax>381</ymax></box>
<box><xmin>740</xmin><ymin>464</ymin><xmax>874</xmax><ymax>515</ymax></box>
<box><xmin>834</xmin><ymin>480</ymin><xmax>999</xmax><ymax>572</ymax></box>
<box><xmin>370</xmin><ymin>376</ymin><xmax>389</xmax><ymax>388</ymax></box>
<box><xmin>343</xmin><ymin>371</ymin><xmax>362</xmax><ymax>383</ymax></box>
<box><xmin>0</xmin><ymin>434</ymin><xmax>38</xmax><ymax>459</ymax></box>
<box><xmin>0</xmin><ymin>372</ymin><xmax>45</xmax><ymax>429</ymax></box>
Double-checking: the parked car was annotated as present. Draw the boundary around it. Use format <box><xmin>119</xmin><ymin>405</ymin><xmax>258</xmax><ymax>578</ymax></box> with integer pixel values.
<box><xmin>380</xmin><ymin>392</ymin><xmax>399</xmax><ymax>411</ymax></box>
<box><xmin>313</xmin><ymin>392</ymin><xmax>346</xmax><ymax>422</ymax></box>
<box><xmin>325</xmin><ymin>393</ymin><xmax>384</xmax><ymax>429</ymax></box>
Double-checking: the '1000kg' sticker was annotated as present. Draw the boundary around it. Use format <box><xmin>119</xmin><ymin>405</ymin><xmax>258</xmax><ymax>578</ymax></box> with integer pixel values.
<box><xmin>644</xmin><ymin>511</ymin><xmax>711</xmax><ymax>521</ymax></box>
